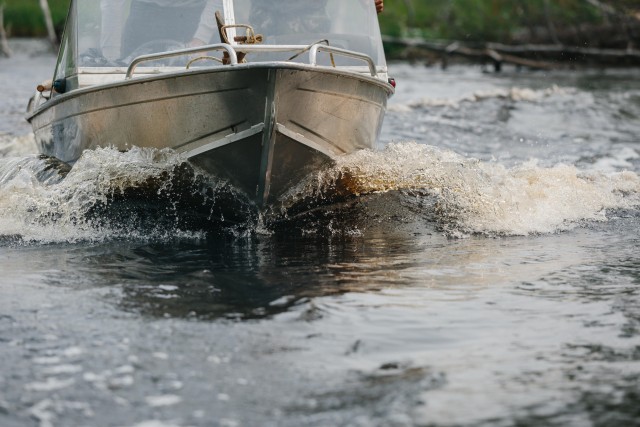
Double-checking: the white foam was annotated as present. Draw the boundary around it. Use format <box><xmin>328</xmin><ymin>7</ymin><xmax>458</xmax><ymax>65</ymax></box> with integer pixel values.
<box><xmin>1</xmin><ymin>141</ymin><xmax>638</xmax><ymax>240</ymax></box>
<box><xmin>33</xmin><ymin>357</ymin><xmax>63</xmax><ymax>365</ymax></box>
<box><xmin>41</xmin><ymin>364</ymin><xmax>83</xmax><ymax>375</ymax></box>
<box><xmin>591</xmin><ymin>146</ymin><xmax>640</xmax><ymax>172</ymax></box>
<box><xmin>389</xmin><ymin>85</ymin><xmax>573</xmax><ymax>111</ymax></box>
<box><xmin>25</xmin><ymin>377</ymin><xmax>76</xmax><ymax>392</ymax></box>
<box><xmin>0</xmin><ymin>147</ymin><xmax>205</xmax><ymax>243</ymax></box>
<box><xmin>145</xmin><ymin>395</ymin><xmax>182</xmax><ymax>407</ymax></box>
<box><xmin>291</xmin><ymin>142</ymin><xmax>640</xmax><ymax>236</ymax></box>
<box><xmin>0</xmin><ymin>134</ymin><xmax>38</xmax><ymax>157</ymax></box>
<box><xmin>130</xmin><ymin>421</ymin><xmax>183</xmax><ymax>427</ymax></box>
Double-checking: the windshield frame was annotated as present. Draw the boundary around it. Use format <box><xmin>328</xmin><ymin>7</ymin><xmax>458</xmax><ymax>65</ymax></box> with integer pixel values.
<box><xmin>53</xmin><ymin>0</ymin><xmax>388</xmax><ymax>89</ymax></box>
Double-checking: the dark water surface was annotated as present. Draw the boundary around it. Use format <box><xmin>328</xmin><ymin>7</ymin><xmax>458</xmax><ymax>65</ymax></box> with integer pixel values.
<box><xmin>1</xmin><ymin>40</ymin><xmax>639</xmax><ymax>427</ymax></box>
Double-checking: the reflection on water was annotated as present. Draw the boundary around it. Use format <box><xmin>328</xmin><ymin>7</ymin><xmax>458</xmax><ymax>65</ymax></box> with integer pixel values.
<box><xmin>30</xmin><ymin>191</ymin><xmax>442</xmax><ymax>319</ymax></box>
<box><xmin>1</xmin><ymin>42</ymin><xmax>639</xmax><ymax>427</ymax></box>
<box><xmin>7</xmin><ymin>217</ymin><xmax>634</xmax><ymax>427</ymax></box>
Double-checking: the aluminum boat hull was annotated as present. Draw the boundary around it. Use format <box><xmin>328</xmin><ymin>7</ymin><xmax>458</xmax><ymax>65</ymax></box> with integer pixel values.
<box><xmin>28</xmin><ymin>63</ymin><xmax>391</xmax><ymax>206</ymax></box>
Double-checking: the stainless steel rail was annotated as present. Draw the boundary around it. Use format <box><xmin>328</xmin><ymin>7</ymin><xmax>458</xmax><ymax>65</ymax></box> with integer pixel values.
<box><xmin>309</xmin><ymin>44</ymin><xmax>377</xmax><ymax>76</ymax></box>
<box><xmin>126</xmin><ymin>42</ymin><xmax>378</xmax><ymax>79</ymax></box>
<box><xmin>126</xmin><ymin>43</ymin><xmax>238</xmax><ymax>78</ymax></box>
<box><xmin>235</xmin><ymin>43</ymin><xmax>377</xmax><ymax>76</ymax></box>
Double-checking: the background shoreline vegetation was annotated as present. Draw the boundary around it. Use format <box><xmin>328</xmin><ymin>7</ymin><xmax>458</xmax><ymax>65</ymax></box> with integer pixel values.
<box><xmin>1</xmin><ymin>0</ymin><xmax>639</xmax><ymax>57</ymax></box>
<box><xmin>381</xmin><ymin>0</ymin><xmax>639</xmax><ymax>46</ymax></box>
<box><xmin>2</xmin><ymin>0</ymin><xmax>68</xmax><ymax>37</ymax></box>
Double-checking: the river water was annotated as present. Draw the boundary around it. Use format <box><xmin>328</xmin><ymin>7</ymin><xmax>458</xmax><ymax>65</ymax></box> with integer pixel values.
<box><xmin>1</xmin><ymin>40</ymin><xmax>639</xmax><ymax>427</ymax></box>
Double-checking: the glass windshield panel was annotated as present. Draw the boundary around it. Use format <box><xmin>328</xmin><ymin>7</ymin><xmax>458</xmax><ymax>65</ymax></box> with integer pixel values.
<box><xmin>75</xmin><ymin>0</ymin><xmax>224</xmax><ymax>67</ymax></box>
<box><xmin>68</xmin><ymin>0</ymin><xmax>385</xmax><ymax>68</ymax></box>
<box><xmin>233</xmin><ymin>0</ymin><xmax>386</xmax><ymax>67</ymax></box>
<box><xmin>53</xmin><ymin>3</ymin><xmax>77</xmax><ymax>81</ymax></box>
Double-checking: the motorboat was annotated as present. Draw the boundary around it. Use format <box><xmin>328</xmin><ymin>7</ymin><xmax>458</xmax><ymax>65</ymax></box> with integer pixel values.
<box><xmin>27</xmin><ymin>0</ymin><xmax>394</xmax><ymax>207</ymax></box>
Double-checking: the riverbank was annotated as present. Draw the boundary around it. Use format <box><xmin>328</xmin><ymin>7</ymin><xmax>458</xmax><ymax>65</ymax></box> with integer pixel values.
<box><xmin>379</xmin><ymin>0</ymin><xmax>640</xmax><ymax>66</ymax></box>
<box><xmin>3</xmin><ymin>0</ymin><xmax>639</xmax><ymax>43</ymax></box>
<box><xmin>2</xmin><ymin>0</ymin><xmax>68</xmax><ymax>37</ymax></box>
<box><xmin>380</xmin><ymin>0</ymin><xmax>639</xmax><ymax>45</ymax></box>
<box><xmin>2</xmin><ymin>35</ymin><xmax>640</xmax><ymax>427</ymax></box>
<box><xmin>382</xmin><ymin>36</ymin><xmax>640</xmax><ymax>70</ymax></box>
<box><xmin>2</xmin><ymin>0</ymin><xmax>639</xmax><ymax>68</ymax></box>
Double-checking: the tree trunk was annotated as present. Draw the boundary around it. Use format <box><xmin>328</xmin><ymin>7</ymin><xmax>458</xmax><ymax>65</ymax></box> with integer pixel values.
<box><xmin>403</xmin><ymin>0</ymin><xmax>415</xmax><ymax>26</ymax></box>
<box><xmin>543</xmin><ymin>0</ymin><xmax>561</xmax><ymax>44</ymax></box>
<box><xmin>585</xmin><ymin>0</ymin><xmax>618</xmax><ymax>17</ymax></box>
<box><xmin>0</xmin><ymin>3</ymin><xmax>11</xmax><ymax>57</ymax></box>
<box><xmin>39</xmin><ymin>0</ymin><xmax>58</xmax><ymax>50</ymax></box>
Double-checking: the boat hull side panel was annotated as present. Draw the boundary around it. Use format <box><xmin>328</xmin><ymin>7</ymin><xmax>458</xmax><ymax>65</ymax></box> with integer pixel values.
<box><xmin>29</xmin><ymin>66</ymin><xmax>389</xmax><ymax>205</ymax></box>
<box><xmin>274</xmin><ymin>69</ymin><xmax>387</xmax><ymax>156</ymax></box>
<box><xmin>266</xmin><ymin>127</ymin><xmax>334</xmax><ymax>204</ymax></box>
<box><xmin>30</xmin><ymin>68</ymin><xmax>269</xmax><ymax>163</ymax></box>
<box><xmin>189</xmin><ymin>130</ymin><xmax>264</xmax><ymax>199</ymax></box>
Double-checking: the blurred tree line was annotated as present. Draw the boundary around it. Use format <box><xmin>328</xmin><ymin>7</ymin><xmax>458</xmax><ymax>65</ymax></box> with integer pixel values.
<box><xmin>378</xmin><ymin>0</ymin><xmax>640</xmax><ymax>46</ymax></box>
<box><xmin>2</xmin><ymin>0</ymin><xmax>69</xmax><ymax>37</ymax></box>
<box><xmin>2</xmin><ymin>0</ymin><xmax>639</xmax><ymax>46</ymax></box>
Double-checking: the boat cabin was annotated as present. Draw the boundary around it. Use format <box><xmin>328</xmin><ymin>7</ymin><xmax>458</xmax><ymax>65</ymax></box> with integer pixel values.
<box><xmin>51</xmin><ymin>0</ymin><xmax>388</xmax><ymax>95</ymax></box>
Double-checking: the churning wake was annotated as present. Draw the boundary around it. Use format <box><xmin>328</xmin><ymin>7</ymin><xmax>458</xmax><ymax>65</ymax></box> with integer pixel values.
<box><xmin>0</xmin><ymin>138</ymin><xmax>254</xmax><ymax>244</ymax></box>
<box><xmin>1</xmin><ymin>122</ymin><xmax>639</xmax><ymax>243</ymax></box>
<box><xmin>310</xmin><ymin>142</ymin><xmax>640</xmax><ymax>236</ymax></box>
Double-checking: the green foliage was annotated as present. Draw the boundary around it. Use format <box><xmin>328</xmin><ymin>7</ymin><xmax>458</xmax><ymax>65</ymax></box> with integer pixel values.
<box><xmin>378</xmin><ymin>0</ymin><xmax>632</xmax><ymax>42</ymax></box>
<box><xmin>3</xmin><ymin>0</ymin><xmax>71</xmax><ymax>37</ymax></box>
<box><xmin>2</xmin><ymin>0</ymin><xmax>637</xmax><ymax>41</ymax></box>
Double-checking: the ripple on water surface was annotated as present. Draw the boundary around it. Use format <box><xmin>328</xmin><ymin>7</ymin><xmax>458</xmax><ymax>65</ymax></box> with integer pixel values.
<box><xmin>1</xmin><ymin>53</ymin><xmax>640</xmax><ymax>427</ymax></box>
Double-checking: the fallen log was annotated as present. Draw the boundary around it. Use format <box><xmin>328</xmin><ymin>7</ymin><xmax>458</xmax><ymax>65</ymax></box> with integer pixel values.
<box><xmin>486</xmin><ymin>42</ymin><xmax>640</xmax><ymax>61</ymax></box>
<box><xmin>0</xmin><ymin>3</ymin><xmax>11</xmax><ymax>58</ymax></box>
<box><xmin>384</xmin><ymin>37</ymin><xmax>559</xmax><ymax>71</ymax></box>
<box><xmin>512</xmin><ymin>21</ymin><xmax>640</xmax><ymax>47</ymax></box>
<box><xmin>383</xmin><ymin>36</ymin><xmax>640</xmax><ymax>69</ymax></box>
<box><xmin>451</xmin><ymin>44</ymin><xmax>558</xmax><ymax>71</ymax></box>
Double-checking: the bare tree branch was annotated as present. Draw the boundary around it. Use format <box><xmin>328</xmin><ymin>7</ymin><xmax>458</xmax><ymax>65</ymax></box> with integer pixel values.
<box><xmin>585</xmin><ymin>0</ymin><xmax>619</xmax><ymax>16</ymax></box>
<box><xmin>39</xmin><ymin>0</ymin><xmax>58</xmax><ymax>50</ymax></box>
<box><xmin>0</xmin><ymin>3</ymin><xmax>12</xmax><ymax>58</ymax></box>
<box><xmin>543</xmin><ymin>0</ymin><xmax>561</xmax><ymax>44</ymax></box>
<box><xmin>403</xmin><ymin>0</ymin><xmax>415</xmax><ymax>25</ymax></box>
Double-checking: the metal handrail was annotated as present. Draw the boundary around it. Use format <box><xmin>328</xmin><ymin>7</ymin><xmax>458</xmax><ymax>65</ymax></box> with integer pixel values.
<box><xmin>235</xmin><ymin>43</ymin><xmax>377</xmax><ymax>76</ymax></box>
<box><xmin>125</xmin><ymin>42</ymin><xmax>379</xmax><ymax>78</ymax></box>
<box><xmin>233</xmin><ymin>44</ymin><xmax>315</xmax><ymax>53</ymax></box>
<box><xmin>126</xmin><ymin>43</ymin><xmax>238</xmax><ymax>78</ymax></box>
<box><xmin>309</xmin><ymin>44</ymin><xmax>377</xmax><ymax>77</ymax></box>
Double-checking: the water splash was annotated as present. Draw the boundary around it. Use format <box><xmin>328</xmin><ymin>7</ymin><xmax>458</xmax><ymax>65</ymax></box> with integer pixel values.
<box><xmin>279</xmin><ymin>142</ymin><xmax>640</xmax><ymax>237</ymax></box>
<box><xmin>0</xmin><ymin>139</ymin><xmax>638</xmax><ymax>242</ymax></box>
<box><xmin>0</xmin><ymin>134</ymin><xmax>39</xmax><ymax>157</ymax></box>
<box><xmin>0</xmin><ymin>147</ymin><xmax>254</xmax><ymax>244</ymax></box>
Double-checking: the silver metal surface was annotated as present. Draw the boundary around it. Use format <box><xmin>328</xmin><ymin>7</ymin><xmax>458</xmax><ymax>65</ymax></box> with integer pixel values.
<box><xmin>309</xmin><ymin>44</ymin><xmax>377</xmax><ymax>76</ymax></box>
<box><xmin>28</xmin><ymin>63</ymin><xmax>392</xmax><ymax>206</ymax></box>
<box><xmin>126</xmin><ymin>43</ymin><xmax>238</xmax><ymax>78</ymax></box>
<box><xmin>123</xmin><ymin>42</ymin><xmax>380</xmax><ymax>79</ymax></box>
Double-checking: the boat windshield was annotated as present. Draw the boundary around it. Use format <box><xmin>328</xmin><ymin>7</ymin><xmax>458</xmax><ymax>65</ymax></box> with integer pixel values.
<box><xmin>54</xmin><ymin>0</ymin><xmax>386</xmax><ymax>81</ymax></box>
<box><xmin>229</xmin><ymin>0</ymin><xmax>386</xmax><ymax>66</ymax></box>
